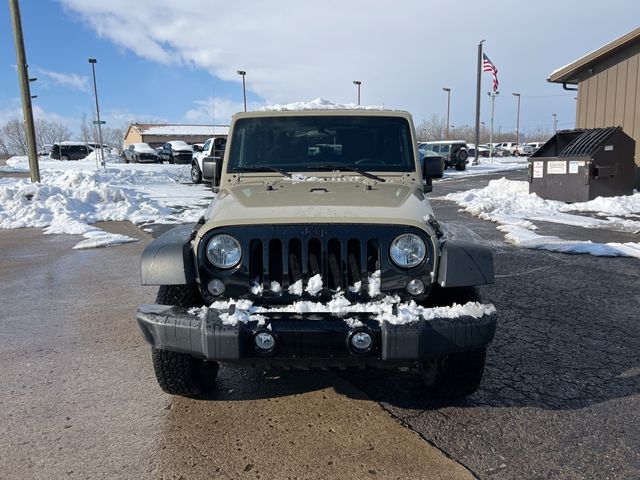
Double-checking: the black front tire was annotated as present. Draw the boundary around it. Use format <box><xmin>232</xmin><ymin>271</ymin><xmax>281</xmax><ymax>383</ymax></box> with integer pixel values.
<box><xmin>151</xmin><ymin>285</ymin><xmax>218</xmax><ymax>397</ymax></box>
<box><xmin>419</xmin><ymin>347</ymin><xmax>487</xmax><ymax>399</ymax></box>
<box><xmin>420</xmin><ymin>286</ymin><xmax>487</xmax><ymax>398</ymax></box>
<box><xmin>454</xmin><ymin>163</ymin><xmax>466</xmax><ymax>171</ymax></box>
<box><xmin>191</xmin><ymin>163</ymin><xmax>203</xmax><ymax>183</ymax></box>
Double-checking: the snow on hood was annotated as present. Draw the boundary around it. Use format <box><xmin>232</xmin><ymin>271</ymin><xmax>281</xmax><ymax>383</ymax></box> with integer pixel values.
<box><xmin>439</xmin><ymin>178</ymin><xmax>640</xmax><ymax>258</ymax></box>
<box><xmin>261</xmin><ymin>98</ymin><xmax>384</xmax><ymax>111</ymax></box>
<box><xmin>189</xmin><ymin>293</ymin><xmax>497</xmax><ymax>327</ymax></box>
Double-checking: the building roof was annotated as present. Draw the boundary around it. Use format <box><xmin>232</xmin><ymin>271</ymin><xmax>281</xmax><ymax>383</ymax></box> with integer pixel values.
<box><xmin>127</xmin><ymin>123</ymin><xmax>229</xmax><ymax>137</ymax></box>
<box><xmin>548</xmin><ymin>27</ymin><xmax>640</xmax><ymax>84</ymax></box>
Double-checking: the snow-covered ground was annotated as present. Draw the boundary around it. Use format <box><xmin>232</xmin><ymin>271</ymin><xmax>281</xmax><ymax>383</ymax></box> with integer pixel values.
<box><xmin>442</xmin><ymin>156</ymin><xmax>527</xmax><ymax>179</ymax></box>
<box><xmin>438</xmin><ymin>178</ymin><xmax>640</xmax><ymax>259</ymax></box>
<box><xmin>0</xmin><ymin>155</ymin><xmax>213</xmax><ymax>249</ymax></box>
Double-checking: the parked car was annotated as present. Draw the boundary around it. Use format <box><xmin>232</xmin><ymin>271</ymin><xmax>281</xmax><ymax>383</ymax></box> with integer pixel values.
<box><xmin>38</xmin><ymin>144</ymin><xmax>53</xmax><ymax>156</ymax></box>
<box><xmin>123</xmin><ymin>143</ymin><xmax>160</xmax><ymax>163</ymax></box>
<box><xmin>157</xmin><ymin>141</ymin><xmax>193</xmax><ymax>164</ymax></box>
<box><xmin>190</xmin><ymin>136</ymin><xmax>227</xmax><ymax>184</ymax></box>
<box><xmin>135</xmin><ymin>108</ymin><xmax>496</xmax><ymax>399</ymax></box>
<box><xmin>495</xmin><ymin>142</ymin><xmax>525</xmax><ymax>156</ymax></box>
<box><xmin>421</xmin><ymin>140</ymin><xmax>469</xmax><ymax>170</ymax></box>
<box><xmin>525</xmin><ymin>141</ymin><xmax>545</xmax><ymax>154</ymax></box>
<box><xmin>467</xmin><ymin>143</ymin><xmax>490</xmax><ymax>158</ymax></box>
<box><xmin>49</xmin><ymin>142</ymin><xmax>92</xmax><ymax>160</ymax></box>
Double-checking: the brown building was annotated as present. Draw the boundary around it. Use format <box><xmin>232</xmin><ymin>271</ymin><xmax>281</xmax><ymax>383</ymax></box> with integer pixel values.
<box><xmin>548</xmin><ymin>26</ymin><xmax>640</xmax><ymax>166</ymax></box>
<box><xmin>123</xmin><ymin>124</ymin><xmax>229</xmax><ymax>149</ymax></box>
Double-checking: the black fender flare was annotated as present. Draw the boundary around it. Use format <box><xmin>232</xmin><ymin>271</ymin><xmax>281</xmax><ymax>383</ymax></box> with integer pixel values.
<box><xmin>140</xmin><ymin>224</ymin><xmax>198</xmax><ymax>285</ymax></box>
<box><xmin>436</xmin><ymin>223</ymin><xmax>494</xmax><ymax>287</ymax></box>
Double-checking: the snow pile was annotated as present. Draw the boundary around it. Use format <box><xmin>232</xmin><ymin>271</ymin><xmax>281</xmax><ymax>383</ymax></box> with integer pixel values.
<box><xmin>0</xmin><ymin>158</ymin><xmax>211</xmax><ymax>249</ymax></box>
<box><xmin>440</xmin><ymin>178</ymin><xmax>640</xmax><ymax>258</ymax></box>
<box><xmin>85</xmin><ymin>149</ymin><xmax>125</xmax><ymax>164</ymax></box>
<box><xmin>190</xmin><ymin>293</ymin><xmax>496</xmax><ymax>326</ymax></box>
<box><xmin>262</xmin><ymin>98</ymin><xmax>384</xmax><ymax>111</ymax></box>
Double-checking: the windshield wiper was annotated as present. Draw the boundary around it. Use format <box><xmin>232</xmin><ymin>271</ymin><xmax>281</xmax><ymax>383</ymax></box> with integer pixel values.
<box><xmin>238</xmin><ymin>166</ymin><xmax>293</xmax><ymax>178</ymax></box>
<box><xmin>311</xmin><ymin>164</ymin><xmax>386</xmax><ymax>183</ymax></box>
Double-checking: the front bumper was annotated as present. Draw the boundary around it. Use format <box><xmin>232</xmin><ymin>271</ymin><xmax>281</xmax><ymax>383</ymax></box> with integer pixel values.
<box><xmin>136</xmin><ymin>304</ymin><xmax>497</xmax><ymax>367</ymax></box>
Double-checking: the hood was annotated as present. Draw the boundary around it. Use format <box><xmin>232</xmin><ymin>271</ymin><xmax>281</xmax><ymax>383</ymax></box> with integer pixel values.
<box><xmin>199</xmin><ymin>179</ymin><xmax>434</xmax><ymax>235</ymax></box>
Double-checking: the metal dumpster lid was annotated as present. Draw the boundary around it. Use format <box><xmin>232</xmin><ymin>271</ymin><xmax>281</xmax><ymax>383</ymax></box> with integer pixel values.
<box><xmin>559</xmin><ymin>127</ymin><xmax>621</xmax><ymax>157</ymax></box>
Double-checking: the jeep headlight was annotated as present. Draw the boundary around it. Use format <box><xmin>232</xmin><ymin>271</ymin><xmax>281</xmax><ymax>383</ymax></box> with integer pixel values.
<box><xmin>390</xmin><ymin>233</ymin><xmax>426</xmax><ymax>268</ymax></box>
<box><xmin>206</xmin><ymin>234</ymin><xmax>242</xmax><ymax>269</ymax></box>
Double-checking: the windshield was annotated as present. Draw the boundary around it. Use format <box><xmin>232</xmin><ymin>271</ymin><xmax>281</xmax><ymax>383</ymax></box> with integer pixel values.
<box><xmin>227</xmin><ymin>115</ymin><xmax>415</xmax><ymax>173</ymax></box>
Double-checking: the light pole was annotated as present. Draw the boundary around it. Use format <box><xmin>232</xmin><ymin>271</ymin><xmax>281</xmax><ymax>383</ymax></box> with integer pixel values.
<box><xmin>552</xmin><ymin>113</ymin><xmax>558</xmax><ymax>133</ymax></box>
<box><xmin>512</xmin><ymin>92</ymin><xmax>521</xmax><ymax>152</ymax></box>
<box><xmin>237</xmin><ymin>70</ymin><xmax>247</xmax><ymax>112</ymax></box>
<box><xmin>353</xmin><ymin>80</ymin><xmax>361</xmax><ymax>105</ymax></box>
<box><xmin>9</xmin><ymin>0</ymin><xmax>39</xmax><ymax>182</ymax></box>
<box><xmin>487</xmin><ymin>91</ymin><xmax>499</xmax><ymax>162</ymax></box>
<box><xmin>450</xmin><ymin>125</ymin><xmax>455</xmax><ymax>138</ymax></box>
<box><xmin>442</xmin><ymin>87</ymin><xmax>451</xmax><ymax>140</ymax></box>
<box><xmin>88</xmin><ymin>58</ymin><xmax>105</xmax><ymax>168</ymax></box>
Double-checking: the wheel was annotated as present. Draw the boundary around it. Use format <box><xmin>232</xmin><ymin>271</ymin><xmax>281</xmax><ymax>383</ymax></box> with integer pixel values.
<box><xmin>419</xmin><ymin>286</ymin><xmax>487</xmax><ymax>398</ymax></box>
<box><xmin>191</xmin><ymin>163</ymin><xmax>203</xmax><ymax>183</ymax></box>
<box><xmin>456</xmin><ymin>149</ymin><xmax>468</xmax><ymax>162</ymax></box>
<box><xmin>454</xmin><ymin>163</ymin><xmax>466</xmax><ymax>171</ymax></box>
<box><xmin>151</xmin><ymin>285</ymin><xmax>218</xmax><ymax>397</ymax></box>
<box><xmin>419</xmin><ymin>347</ymin><xmax>487</xmax><ymax>399</ymax></box>
<box><xmin>61</xmin><ymin>155</ymin><xmax>70</xmax><ymax>161</ymax></box>
<box><xmin>124</xmin><ymin>157</ymin><xmax>129</xmax><ymax>164</ymax></box>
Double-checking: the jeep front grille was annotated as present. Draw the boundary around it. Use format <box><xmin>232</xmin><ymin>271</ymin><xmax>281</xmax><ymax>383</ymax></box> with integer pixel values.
<box><xmin>249</xmin><ymin>236</ymin><xmax>381</xmax><ymax>293</ymax></box>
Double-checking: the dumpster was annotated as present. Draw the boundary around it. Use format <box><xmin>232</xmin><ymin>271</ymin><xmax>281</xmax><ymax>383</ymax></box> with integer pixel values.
<box><xmin>528</xmin><ymin>127</ymin><xmax>636</xmax><ymax>202</ymax></box>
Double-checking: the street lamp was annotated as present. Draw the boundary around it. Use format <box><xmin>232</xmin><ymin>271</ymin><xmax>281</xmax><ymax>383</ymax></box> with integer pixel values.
<box><xmin>552</xmin><ymin>113</ymin><xmax>558</xmax><ymax>133</ymax></box>
<box><xmin>88</xmin><ymin>58</ymin><xmax>105</xmax><ymax>168</ymax></box>
<box><xmin>512</xmin><ymin>92</ymin><xmax>521</xmax><ymax>152</ymax></box>
<box><xmin>442</xmin><ymin>87</ymin><xmax>451</xmax><ymax>140</ymax></box>
<box><xmin>237</xmin><ymin>70</ymin><xmax>247</xmax><ymax>112</ymax></box>
<box><xmin>450</xmin><ymin>125</ymin><xmax>455</xmax><ymax>138</ymax></box>
<box><xmin>353</xmin><ymin>80</ymin><xmax>362</xmax><ymax>105</ymax></box>
<box><xmin>487</xmin><ymin>90</ymin><xmax>499</xmax><ymax>161</ymax></box>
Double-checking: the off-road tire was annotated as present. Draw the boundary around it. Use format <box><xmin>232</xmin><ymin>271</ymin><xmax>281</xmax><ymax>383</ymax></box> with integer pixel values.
<box><xmin>420</xmin><ymin>347</ymin><xmax>487</xmax><ymax>399</ymax></box>
<box><xmin>456</xmin><ymin>149</ymin><xmax>468</xmax><ymax>162</ymax></box>
<box><xmin>151</xmin><ymin>348</ymin><xmax>219</xmax><ymax>397</ymax></box>
<box><xmin>454</xmin><ymin>162</ymin><xmax>466</xmax><ymax>171</ymax></box>
<box><xmin>420</xmin><ymin>285</ymin><xmax>486</xmax><ymax>398</ymax></box>
<box><xmin>152</xmin><ymin>284</ymin><xmax>217</xmax><ymax>396</ymax></box>
<box><xmin>191</xmin><ymin>162</ymin><xmax>203</xmax><ymax>184</ymax></box>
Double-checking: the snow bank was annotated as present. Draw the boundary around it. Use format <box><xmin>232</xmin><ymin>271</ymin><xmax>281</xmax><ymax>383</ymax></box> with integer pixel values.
<box><xmin>0</xmin><ymin>157</ymin><xmax>211</xmax><ymax>249</ymax></box>
<box><xmin>190</xmin><ymin>293</ymin><xmax>496</xmax><ymax>326</ymax></box>
<box><xmin>440</xmin><ymin>178</ymin><xmax>640</xmax><ymax>258</ymax></box>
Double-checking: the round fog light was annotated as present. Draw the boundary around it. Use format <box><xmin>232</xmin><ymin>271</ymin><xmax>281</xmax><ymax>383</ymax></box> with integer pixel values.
<box><xmin>207</xmin><ymin>279</ymin><xmax>225</xmax><ymax>297</ymax></box>
<box><xmin>254</xmin><ymin>331</ymin><xmax>276</xmax><ymax>352</ymax></box>
<box><xmin>406</xmin><ymin>278</ymin><xmax>425</xmax><ymax>296</ymax></box>
<box><xmin>350</xmin><ymin>331</ymin><xmax>373</xmax><ymax>353</ymax></box>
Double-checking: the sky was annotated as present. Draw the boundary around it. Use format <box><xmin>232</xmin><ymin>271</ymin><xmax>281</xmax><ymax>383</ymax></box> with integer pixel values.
<box><xmin>1</xmin><ymin>0</ymin><xmax>639</xmax><ymax>141</ymax></box>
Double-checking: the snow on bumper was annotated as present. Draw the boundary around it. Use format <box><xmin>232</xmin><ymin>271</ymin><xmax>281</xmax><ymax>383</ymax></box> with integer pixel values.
<box><xmin>135</xmin><ymin>301</ymin><xmax>497</xmax><ymax>365</ymax></box>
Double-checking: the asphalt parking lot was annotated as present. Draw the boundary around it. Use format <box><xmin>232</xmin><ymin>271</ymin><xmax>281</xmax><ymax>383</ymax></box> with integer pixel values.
<box><xmin>0</xmin><ymin>168</ymin><xmax>638</xmax><ymax>479</ymax></box>
<box><xmin>346</xmin><ymin>170</ymin><xmax>640</xmax><ymax>479</ymax></box>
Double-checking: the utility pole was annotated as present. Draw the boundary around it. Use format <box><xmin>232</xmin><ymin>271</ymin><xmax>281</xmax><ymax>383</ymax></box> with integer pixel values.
<box><xmin>552</xmin><ymin>113</ymin><xmax>558</xmax><ymax>133</ymax></box>
<box><xmin>473</xmin><ymin>40</ymin><xmax>486</xmax><ymax>165</ymax></box>
<box><xmin>9</xmin><ymin>0</ymin><xmax>40</xmax><ymax>182</ymax></box>
<box><xmin>88</xmin><ymin>58</ymin><xmax>105</xmax><ymax>168</ymax></box>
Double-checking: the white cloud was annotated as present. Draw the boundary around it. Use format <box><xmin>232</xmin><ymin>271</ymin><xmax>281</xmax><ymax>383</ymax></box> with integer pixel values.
<box><xmin>184</xmin><ymin>97</ymin><xmax>248</xmax><ymax>125</ymax></box>
<box><xmin>58</xmin><ymin>0</ymin><xmax>640</xmax><ymax>127</ymax></box>
<box><xmin>0</xmin><ymin>100</ymin><xmax>81</xmax><ymax>132</ymax></box>
<box><xmin>36</xmin><ymin>68</ymin><xmax>90</xmax><ymax>92</ymax></box>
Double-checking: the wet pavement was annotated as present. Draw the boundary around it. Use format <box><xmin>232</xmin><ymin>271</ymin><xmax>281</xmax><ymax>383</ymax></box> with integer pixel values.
<box><xmin>0</xmin><ymin>223</ymin><xmax>472</xmax><ymax>480</ymax></box>
<box><xmin>1</xmin><ymin>168</ymin><xmax>638</xmax><ymax>479</ymax></box>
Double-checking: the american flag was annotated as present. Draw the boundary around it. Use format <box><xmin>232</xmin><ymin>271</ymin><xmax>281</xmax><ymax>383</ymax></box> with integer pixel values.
<box><xmin>483</xmin><ymin>53</ymin><xmax>499</xmax><ymax>93</ymax></box>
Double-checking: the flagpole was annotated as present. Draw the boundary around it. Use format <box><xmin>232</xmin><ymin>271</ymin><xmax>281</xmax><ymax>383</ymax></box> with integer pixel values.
<box><xmin>474</xmin><ymin>40</ymin><xmax>485</xmax><ymax>166</ymax></box>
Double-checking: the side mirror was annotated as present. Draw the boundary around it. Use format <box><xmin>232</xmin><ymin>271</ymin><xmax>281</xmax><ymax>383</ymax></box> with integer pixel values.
<box><xmin>422</xmin><ymin>155</ymin><xmax>444</xmax><ymax>193</ymax></box>
<box><xmin>202</xmin><ymin>156</ymin><xmax>223</xmax><ymax>192</ymax></box>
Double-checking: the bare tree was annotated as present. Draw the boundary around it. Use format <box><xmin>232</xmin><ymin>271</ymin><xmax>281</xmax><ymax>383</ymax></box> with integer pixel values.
<box><xmin>415</xmin><ymin>115</ymin><xmax>446</xmax><ymax>142</ymax></box>
<box><xmin>35</xmin><ymin>118</ymin><xmax>72</xmax><ymax>148</ymax></box>
<box><xmin>2</xmin><ymin>119</ymin><xmax>28</xmax><ymax>155</ymax></box>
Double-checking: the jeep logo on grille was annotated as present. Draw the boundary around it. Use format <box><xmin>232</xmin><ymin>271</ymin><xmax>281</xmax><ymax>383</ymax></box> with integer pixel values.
<box><xmin>304</xmin><ymin>227</ymin><xmax>327</xmax><ymax>237</ymax></box>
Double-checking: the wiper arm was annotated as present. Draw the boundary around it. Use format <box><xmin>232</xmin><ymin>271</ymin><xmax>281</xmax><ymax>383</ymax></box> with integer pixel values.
<box><xmin>311</xmin><ymin>164</ymin><xmax>386</xmax><ymax>183</ymax></box>
<box><xmin>238</xmin><ymin>166</ymin><xmax>293</xmax><ymax>178</ymax></box>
